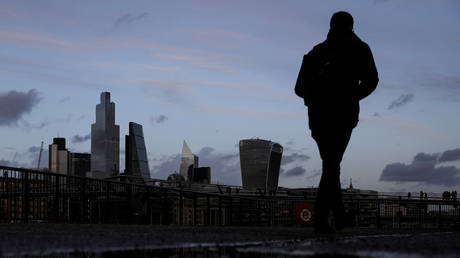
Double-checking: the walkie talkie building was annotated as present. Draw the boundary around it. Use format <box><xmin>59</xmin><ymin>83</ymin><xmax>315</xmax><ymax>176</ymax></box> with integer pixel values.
<box><xmin>239</xmin><ymin>139</ymin><xmax>283</xmax><ymax>191</ymax></box>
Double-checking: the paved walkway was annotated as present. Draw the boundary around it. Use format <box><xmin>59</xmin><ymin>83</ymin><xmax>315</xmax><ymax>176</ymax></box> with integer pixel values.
<box><xmin>1</xmin><ymin>224</ymin><xmax>459</xmax><ymax>257</ymax></box>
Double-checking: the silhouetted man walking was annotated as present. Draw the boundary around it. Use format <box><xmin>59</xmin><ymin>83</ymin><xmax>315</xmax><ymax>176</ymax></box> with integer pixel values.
<box><xmin>295</xmin><ymin>11</ymin><xmax>378</xmax><ymax>233</ymax></box>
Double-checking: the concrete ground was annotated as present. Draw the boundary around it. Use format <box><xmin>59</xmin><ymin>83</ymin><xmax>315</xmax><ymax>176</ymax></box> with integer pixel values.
<box><xmin>1</xmin><ymin>224</ymin><xmax>459</xmax><ymax>257</ymax></box>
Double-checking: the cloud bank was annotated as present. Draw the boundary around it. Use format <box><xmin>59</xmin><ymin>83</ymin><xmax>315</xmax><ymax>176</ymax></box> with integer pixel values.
<box><xmin>71</xmin><ymin>134</ymin><xmax>90</xmax><ymax>144</ymax></box>
<box><xmin>0</xmin><ymin>89</ymin><xmax>41</xmax><ymax>126</ymax></box>
<box><xmin>380</xmin><ymin>148</ymin><xmax>460</xmax><ymax>186</ymax></box>
<box><xmin>388</xmin><ymin>93</ymin><xmax>414</xmax><ymax>110</ymax></box>
<box><xmin>114</xmin><ymin>13</ymin><xmax>148</xmax><ymax>26</ymax></box>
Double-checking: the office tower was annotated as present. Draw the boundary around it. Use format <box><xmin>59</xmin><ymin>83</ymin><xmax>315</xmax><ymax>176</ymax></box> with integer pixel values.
<box><xmin>179</xmin><ymin>141</ymin><xmax>198</xmax><ymax>181</ymax></box>
<box><xmin>90</xmin><ymin>92</ymin><xmax>120</xmax><ymax>179</ymax></box>
<box><xmin>48</xmin><ymin>137</ymin><xmax>69</xmax><ymax>175</ymax></box>
<box><xmin>69</xmin><ymin>153</ymin><xmax>91</xmax><ymax>177</ymax></box>
<box><xmin>188</xmin><ymin>167</ymin><xmax>211</xmax><ymax>184</ymax></box>
<box><xmin>239</xmin><ymin>139</ymin><xmax>283</xmax><ymax>191</ymax></box>
<box><xmin>125</xmin><ymin>122</ymin><xmax>150</xmax><ymax>179</ymax></box>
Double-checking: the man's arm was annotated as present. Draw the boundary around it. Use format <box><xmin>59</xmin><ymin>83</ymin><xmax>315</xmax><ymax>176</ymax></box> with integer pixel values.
<box><xmin>295</xmin><ymin>53</ymin><xmax>314</xmax><ymax>106</ymax></box>
<box><xmin>295</xmin><ymin>55</ymin><xmax>308</xmax><ymax>98</ymax></box>
<box><xmin>357</xmin><ymin>44</ymin><xmax>378</xmax><ymax>100</ymax></box>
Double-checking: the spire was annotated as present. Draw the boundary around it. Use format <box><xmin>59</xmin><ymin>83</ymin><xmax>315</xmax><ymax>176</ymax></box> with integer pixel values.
<box><xmin>349</xmin><ymin>178</ymin><xmax>353</xmax><ymax>189</ymax></box>
<box><xmin>181</xmin><ymin>140</ymin><xmax>193</xmax><ymax>156</ymax></box>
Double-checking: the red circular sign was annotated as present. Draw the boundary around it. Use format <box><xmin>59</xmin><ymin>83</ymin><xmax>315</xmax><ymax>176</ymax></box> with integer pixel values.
<box><xmin>296</xmin><ymin>204</ymin><xmax>313</xmax><ymax>225</ymax></box>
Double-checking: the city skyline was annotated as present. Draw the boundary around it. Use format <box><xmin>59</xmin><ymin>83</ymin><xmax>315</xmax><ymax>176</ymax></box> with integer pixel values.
<box><xmin>0</xmin><ymin>0</ymin><xmax>459</xmax><ymax>192</ymax></box>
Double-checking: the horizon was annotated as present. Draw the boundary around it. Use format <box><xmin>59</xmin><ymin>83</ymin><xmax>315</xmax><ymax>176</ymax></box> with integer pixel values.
<box><xmin>1</xmin><ymin>0</ymin><xmax>459</xmax><ymax>193</ymax></box>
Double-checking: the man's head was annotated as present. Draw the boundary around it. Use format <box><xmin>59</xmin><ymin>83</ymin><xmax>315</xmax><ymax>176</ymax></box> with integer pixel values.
<box><xmin>330</xmin><ymin>11</ymin><xmax>353</xmax><ymax>32</ymax></box>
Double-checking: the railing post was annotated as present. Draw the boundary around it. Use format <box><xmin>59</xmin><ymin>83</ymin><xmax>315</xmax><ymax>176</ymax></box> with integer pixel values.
<box><xmin>376</xmin><ymin>200</ymin><xmax>380</xmax><ymax>228</ymax></box>
<box><xmin>438</xmin><ymin>203</ymin><xmax>442</xmax><ymax>229</ymax></box>
<box><xmin>398</xmin><ymin>198</ymin><xmax>401</xmax><ymax>229</ymax></box>
<box><xmin>23</xmin><ymin>171</ymin><xmax>29</xmax><ymax>223</ymax></box>
<box><xmin>228</xmin><ymin>197</ymin><xmax>233</xmax><ymax>226</ymax></box>
<box><xmin>418</xmin><ymin>201</ymin><xmax>422</xmax><ymax>228</ymax></box>
<box><xmin>218</xmin><ymin>196</ymin><xmax>222</xmax><ymax>226</ymax></box>
<box><xmin>206</xmin><ymin>195</ymin><xmax>210</xmax><ymax>225</ymax></box>
<box><xmin>161</xmin><ymin>190</ymin><xmax>168</xmax><ymax>225</ymax></box>
<box><xmin>269</xmin><ymin>200</ymin><xmax>274</xmax><ymax>226</ymax></box>
<box><xmin>55</xmin><ymin>174</ymin><xmax>60</xmax><ymax>223</ymax></box>
<box><xmin>179</xmin><ymin>191</ymin><xmax>183</xmax><ymax>225</ymax></box>
<box><xmin>193</xmin><ymin>193</ymin><xmax>197</xmax><ymax>226</ymax></box>
<box><xmin>80</xmin><ymin>178</ymin><xmax>86</xmax><ymax>223</ymax></box>
<box><xmin>106</xmin><ymin>181</ymin><xmax>110</xmax><ymax>223</ymax></box>
<box><xmin>239</xmin><ymin>198</ymin><xmax>243</xmax><ymax>225</ymax></box>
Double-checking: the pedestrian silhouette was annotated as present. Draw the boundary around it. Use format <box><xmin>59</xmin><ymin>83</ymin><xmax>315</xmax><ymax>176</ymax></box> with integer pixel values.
<box><xmin>295</xmin><ymin>11</ymin><xmax>378</xmax><ymax>233</ymax></box>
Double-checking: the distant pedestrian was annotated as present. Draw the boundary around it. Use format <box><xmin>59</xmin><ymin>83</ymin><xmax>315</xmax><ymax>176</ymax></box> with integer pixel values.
<box><xmin>295</xmin><ymin>11</ymin><xmax>378</xmax><ymax>233</ymax></box>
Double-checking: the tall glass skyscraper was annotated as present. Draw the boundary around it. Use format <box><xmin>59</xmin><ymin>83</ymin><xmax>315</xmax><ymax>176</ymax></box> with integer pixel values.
<box><xmin>179</xmin><ymin>141</ymin><xmax>198</xmax><ymax>180</ymax></box>
<box><xmin>90</xmin><ymin>92</ymin><xmax>120</xmax><ymax>178</ymax></box>
<box><xmin>125</xmin><ymin>122</ymin><xmax>150</xmax><ymax>179</ymax></box>
<box><xmin>239</xmin><ymin>139</ymin><xmax>283</xmax><ymax>191</ymax></box>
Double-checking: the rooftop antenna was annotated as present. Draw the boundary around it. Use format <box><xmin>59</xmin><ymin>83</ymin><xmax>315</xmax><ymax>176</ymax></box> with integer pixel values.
<box><xmin>37</xmin><ymin>141</ymin><xmax>44</xmax><ymax>170</ymax></box>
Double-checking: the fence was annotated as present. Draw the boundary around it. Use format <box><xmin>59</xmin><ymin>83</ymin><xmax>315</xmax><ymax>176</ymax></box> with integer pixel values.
<box><xmin>1</xmin><ymin>165</ymin><xmax>459</xmax><ymax>228</ymax></box>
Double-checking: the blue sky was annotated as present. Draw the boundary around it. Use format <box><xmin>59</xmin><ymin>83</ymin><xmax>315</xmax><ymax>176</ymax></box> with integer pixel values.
<box><xmin>1</xmin><ymin>0</ymin><xmax>460</xmax><ymax>193</ymax></box>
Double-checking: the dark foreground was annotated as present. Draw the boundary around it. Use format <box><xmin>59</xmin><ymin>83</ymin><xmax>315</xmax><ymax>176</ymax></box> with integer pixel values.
<box><xmin>1</xmin><ymin>224</ymin><xmax>460</xmax><ymax>257</ymax></box>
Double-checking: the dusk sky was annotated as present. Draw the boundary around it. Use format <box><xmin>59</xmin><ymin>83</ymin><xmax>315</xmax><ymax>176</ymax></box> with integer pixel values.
<box><xmin>1</xmin><ymin>0</ymin><xmax>459</xmax><ymax>193</ymax></box>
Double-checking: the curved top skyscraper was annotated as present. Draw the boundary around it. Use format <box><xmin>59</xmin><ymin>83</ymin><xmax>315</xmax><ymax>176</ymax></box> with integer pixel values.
<box><xmin>90</xmin><ymin>92</ymin><xmax>120</xmax><ymax>178</ymax></box>
<box><xmin>239</xmin><ymin>139</ymin><xmax>283</xmax><ymax>191</ymax></box>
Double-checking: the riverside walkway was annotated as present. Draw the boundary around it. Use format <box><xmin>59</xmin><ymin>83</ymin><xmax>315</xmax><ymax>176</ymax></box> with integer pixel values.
<box><xmin>1</xmin><ymin>224</ymin><xmax>459</xmax><ymax>257</ymax></box>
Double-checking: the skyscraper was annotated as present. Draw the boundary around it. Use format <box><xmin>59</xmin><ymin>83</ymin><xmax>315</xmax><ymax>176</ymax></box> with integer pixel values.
<box><xmin>69</xmin><ymin>153</ymin><xmax>90</xmax><ymax>177</ymax></box>
<box><xmin>90</xmin><ymin>92</ymin><xmax>120</xmax><ymax>179</ymax></box>
<box><xmin>239</xmin><ymin>139</ymin><xmax>283</xmax><ymax>191</ymax></box>
<box><xmin>179</xmin><ymin>141</ymin><xmax>198</xmax><ymax>181</ymax></box>
<box><xmin>125</xmin><ymin>122</ymin><xmax>150</xmax><ymax>179</ymax></box>
<box><xmin>49</xmin><ymin>137</ymin><xmax>69</xmax><ymax>175</ymax></box>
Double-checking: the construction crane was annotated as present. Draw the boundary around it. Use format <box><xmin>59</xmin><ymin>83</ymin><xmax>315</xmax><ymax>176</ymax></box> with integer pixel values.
<box><xmin>37</xmin><ymin>141</ymin><xmax>44</xmax><ymax>170</ymax></box>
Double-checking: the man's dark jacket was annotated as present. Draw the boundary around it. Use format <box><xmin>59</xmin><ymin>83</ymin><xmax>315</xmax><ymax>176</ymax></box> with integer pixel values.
<box><xmin>295</xmin><ymin>30</ymin><xmax>378</xmax><ymax>130</ymax></box>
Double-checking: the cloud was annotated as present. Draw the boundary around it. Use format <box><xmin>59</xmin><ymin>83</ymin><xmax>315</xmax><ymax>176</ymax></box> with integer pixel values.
<box><xmin>0</xmin><ymin>159</ymin><xmax>20</xmax><ymax>167</ymax></box>
<box><xmin>281</xmin><ymin>153</ymin><xmax>310</xmax><ymax>165</ymax></box>
<box><xmin>28</xmin><ymin>146</ymin><xmax>41</xmax><ymax>153</ymax></box>
<box><xmin>283</xmin><ymin>166</ymin><xmax>306</xmax><ymax>177</ymax></box>
<box><xmin>71</xmin><ymin>134</ymin><xmax>90</xmax><ymax>144</ymax></box>
<box><xmin>380</xmin><ymin>149</ymin><xmax>460</xmax><ymax>186</ymax></box>
<box><xmin>439</xmin><ymin>148</ymin><xmax>460</xmax><ymax>162</ymax></box>
<box><xmin>280</xmin><ymin>152</ymin><xmax>310</xmax><ymax>177</ymax></box>
<box><xmin>388</xmin><ymin>93</ymin><xmax>414</xmax><ymax>110</ymax></box>
<box><xmin>0</xmin><ymin>89</ymin><xmax>41</xmax><ymax>126</ymax></box>
<box><xmin>114</xmin><ymin>12</ymin><xmax>149</xmax><ymax>27</ymax></box>
<box><xmin>150</xmin><ymin>115</ymin><xmax>168</xmax><ymax>124</ymax></box>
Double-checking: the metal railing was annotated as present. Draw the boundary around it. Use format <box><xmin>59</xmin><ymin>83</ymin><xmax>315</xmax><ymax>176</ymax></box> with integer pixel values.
<box><xmin>1</xmin><ymin>165</ymin><xmax>459</xmax><ymax>228</ymax></box>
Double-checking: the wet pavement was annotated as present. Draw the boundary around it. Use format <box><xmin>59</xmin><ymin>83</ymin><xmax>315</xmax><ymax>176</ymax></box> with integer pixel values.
<box><xmin>1</xmin><ymin>224</ymin><xmax>459</xmax><ymax>257</ymax></box>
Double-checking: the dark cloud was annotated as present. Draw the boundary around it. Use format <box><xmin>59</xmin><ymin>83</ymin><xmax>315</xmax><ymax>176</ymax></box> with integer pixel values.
<box><xmin>28</xmin><ymin>146</ymin><xmax>40</xmax><ymax>153</ymax></box>
<box><xmin>439</xmin><ymin>148</ymin><xmax>460</xmax><ymax>163</ymax></box>
<box><xmin>71</xmin><ymin>134</ymin><xmax>90</xmax><ymax>144</ymax></box>
<box><xmin>283</xmin><ymin>166</ymin><xmax>306</xmax><ymax>177</ymax></box>
<box><xmin>0</xmin><ymin>159</ymin><xmax>20</xmax><ymax>167</ymax></box>
<box><xmin>388</xmin><ymin>93</ymin><xmax>414</xmax><ymax>110</ymax></box>
<box><xmin>151</xmin><ymin>115</ymin><xmax>168</xmax><ymax>124</ymax></box>
<box><xmin>380</xmin><ymin>150</ymin><xmax>460</xmax><ymax>186</ymax></box>
<box><xmin>281</xmin><ymin>153</ymin><xmax>310</xmax><ymax>165</ymax></box>
<box><xmin>0</xmin><ymin>89</ymin><xmax>41</xmax><ymax>126</ymax></box>
<box><xmin>114</xmin><ymin>12</ymin><xmax>149</xmax><ymax>27</ymax></box>
<box><xmin>150</xmin><ymin>154</ymin><xmax>181</xmax><ymax>179</ymax></box>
